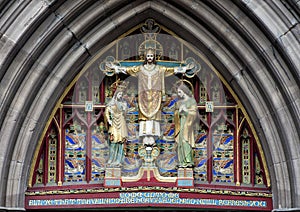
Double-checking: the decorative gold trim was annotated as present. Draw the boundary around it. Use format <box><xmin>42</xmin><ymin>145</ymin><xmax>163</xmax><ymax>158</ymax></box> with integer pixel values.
<box><xmin>175</xmin><ymin>79</ymin><xmax>194</xmax><ymax>94</ymax></box>
<box><xmin>238</xmin><ymin>117</ymin><xmax>246</xmax><ymax>132</ymax></box>
<box><xmin>25</xmin><ymin>186</ymin><xmax>272</xmax><ymax>198</ymax></box>
<box><xmin>236</xmin><ymin>106</ymin><xmax>240</xmax><ymax>186</ymax></box>
<box><xmin>58</xmin><ymin>106</ymin><xmax>63</xmax><ymax>186</ymax></box>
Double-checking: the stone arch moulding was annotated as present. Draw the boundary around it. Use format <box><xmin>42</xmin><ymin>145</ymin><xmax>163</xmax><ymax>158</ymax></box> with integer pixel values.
<box><xmin>26</xmin><ymin>17</ymin><xmax>272</xmax><ymax>211</ymax></box>
<box><xmin>0</xmin><ymin>0</ymin><xmax>298</xmax><ymax>211</ymax></box>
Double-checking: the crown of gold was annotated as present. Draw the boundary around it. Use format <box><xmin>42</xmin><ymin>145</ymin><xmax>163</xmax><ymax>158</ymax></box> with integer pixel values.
<box><xmin>145</xmin><ymin>48</ymin><xmax>155</xmax><ymax>55</ymax></box>
<box><xmin>118</xmin><ymin>81</ymin><xmax>129</xmax><ymax>90</ymax></box>
<box><xmin>110</xmin><ymin>79</ymin><xmax>129</xmax><ymax>93</ymax></box>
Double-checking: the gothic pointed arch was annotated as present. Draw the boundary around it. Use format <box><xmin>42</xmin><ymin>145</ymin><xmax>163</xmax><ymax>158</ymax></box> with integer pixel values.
<box><xmin>25</xmin><ymin>18</ymin><xmax>274</xmax><ymax>211</ymax></box>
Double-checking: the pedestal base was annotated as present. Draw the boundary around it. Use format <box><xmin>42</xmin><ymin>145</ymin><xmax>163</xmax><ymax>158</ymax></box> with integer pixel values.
<box><xmin>122</xmin><ymin>167</ymin><xmax>176</xmax><ymax>183</ymax></box>
<box><xmin>177</xmin><ymin>168</ymin><xmax>194</xmax><ymax>187</ymax></box>
<box><xmin>104</xmin><ymin>167</ymin><xmax>121</xmax><ymax>187</ymax></box>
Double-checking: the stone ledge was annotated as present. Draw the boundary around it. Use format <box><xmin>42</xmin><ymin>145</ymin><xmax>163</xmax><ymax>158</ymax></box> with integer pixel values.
<box><xmin>272</xmin><ymin>208</ymin><xmax>300</xmax><ymax>212</ymax></box>
<box><xmin>0</xmin><ymin>207</ymin><xmax>25</xmax><ymax>212</ymax></box>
